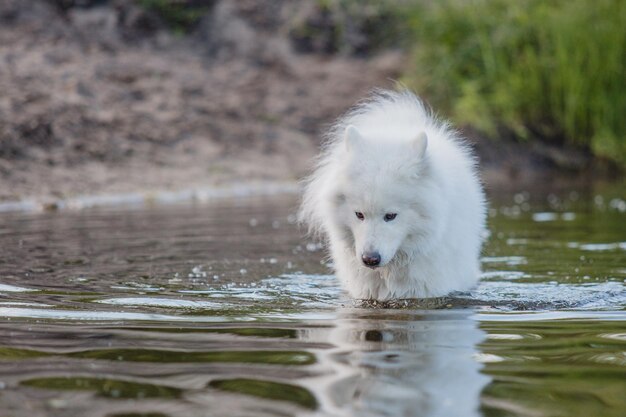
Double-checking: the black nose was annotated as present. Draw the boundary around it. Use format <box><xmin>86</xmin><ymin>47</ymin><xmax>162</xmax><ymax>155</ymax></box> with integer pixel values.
<box><xmin>361</xmin><ymin>251</ymin><xmax>381</xmax><ymax>267</ymax></box>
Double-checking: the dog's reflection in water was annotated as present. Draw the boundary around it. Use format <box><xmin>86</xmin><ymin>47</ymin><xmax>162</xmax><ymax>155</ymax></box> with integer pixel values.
<box><xmin>300</xmin><ymin>309</ymin><xmax>490</xmax><ymax>417</ymax></box>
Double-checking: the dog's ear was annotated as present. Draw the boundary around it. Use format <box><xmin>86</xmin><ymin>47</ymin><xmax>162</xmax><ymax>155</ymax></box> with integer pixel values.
<box><xmin>410</xmin><ymin>131</ymin><xmax>428</xmax><ymax>159</ymax></box>
<box><xmin>344</xmin><ymin>125</ymin><xmax>362</xmax><ymax>152</ymax></box>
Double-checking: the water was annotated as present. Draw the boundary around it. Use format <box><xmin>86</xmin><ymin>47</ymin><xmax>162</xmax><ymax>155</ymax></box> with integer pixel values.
<box><xmin>0</xmin><ymin>186</ymin><xmax>624</xmax><ymax>417</ymax></box>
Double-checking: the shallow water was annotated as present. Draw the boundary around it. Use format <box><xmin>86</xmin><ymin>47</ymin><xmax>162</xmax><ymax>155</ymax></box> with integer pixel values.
<box><xmin>0</xmin><ymin>186</ymin><xmax>624</xmax><ymax>417</ymax></box>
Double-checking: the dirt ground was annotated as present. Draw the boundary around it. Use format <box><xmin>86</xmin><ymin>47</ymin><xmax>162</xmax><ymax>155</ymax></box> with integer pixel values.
<box><xmin>0</xmin><ymin>1</ymin><xmax>602</xmax><ymax>207</ymax></box>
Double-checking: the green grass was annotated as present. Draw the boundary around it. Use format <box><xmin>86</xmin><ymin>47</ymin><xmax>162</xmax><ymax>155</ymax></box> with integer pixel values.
<box><xmin>400</xmin><ymin>0</ymin><xmax>626</xmax><ymax>168</ymax></box>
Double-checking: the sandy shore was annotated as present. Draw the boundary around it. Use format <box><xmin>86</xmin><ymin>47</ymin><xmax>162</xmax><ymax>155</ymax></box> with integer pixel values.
<box><xmin>0</xmin><ymin>1</ymin><xmax>606</xmax><ymax>210</ymax></box>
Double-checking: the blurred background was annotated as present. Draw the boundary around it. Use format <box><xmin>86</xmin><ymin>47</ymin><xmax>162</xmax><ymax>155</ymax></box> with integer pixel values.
<box><xmin>0</xmin><ymin>3</ymin><xmax>625</xmax><ymax>416</ymax></box>
<box><xmin>0</xmin><ymin>0</ymin><xmax>624</xmax><ymax>204</ymax></box>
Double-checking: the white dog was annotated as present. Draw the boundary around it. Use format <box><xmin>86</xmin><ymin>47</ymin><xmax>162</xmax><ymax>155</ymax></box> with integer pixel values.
<box><xmin>299</xmin><ymin>90</ymin><xmax>486</xmax><ymax>300</ymax></box>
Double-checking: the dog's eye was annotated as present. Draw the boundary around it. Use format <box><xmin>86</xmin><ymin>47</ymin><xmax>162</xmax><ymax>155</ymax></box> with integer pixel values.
<box><xmin>384</xmin><ymin>213</ymin><xmax>397</xmax><ymax>222</ymax></box>
<box><xmin>355</xmin><ymin>212</ymin><xmax>365</xmax><ymax>220</ymax></box>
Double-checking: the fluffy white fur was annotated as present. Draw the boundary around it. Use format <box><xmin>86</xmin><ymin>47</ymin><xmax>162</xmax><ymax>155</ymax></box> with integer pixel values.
<box><xmin>299</xmin><ymin>90</ymin><xmax>486</xmax><ymax>300</ymax></box>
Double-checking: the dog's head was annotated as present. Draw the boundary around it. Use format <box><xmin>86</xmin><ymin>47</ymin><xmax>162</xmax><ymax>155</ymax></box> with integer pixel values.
<box><xmin>329</xmin><ymin>125</ymin><xmax>443</xmax><ymax>269</ymax></box>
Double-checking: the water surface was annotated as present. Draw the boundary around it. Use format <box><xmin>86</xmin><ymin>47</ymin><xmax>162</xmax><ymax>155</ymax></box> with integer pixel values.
<box><xmin>0</xmin><ymin>186</ymin><xmax>624</xmax><ymax>417</ymax></box>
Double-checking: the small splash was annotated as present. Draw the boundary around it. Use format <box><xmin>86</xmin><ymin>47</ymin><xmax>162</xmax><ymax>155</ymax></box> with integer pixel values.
<box><xmin>482</xmin><ymin>256</ymin><xmax>527</xmax><ymax>266</ymax></box>
<box><xmin>568</xmin><ymin>242</ymin><xmax>626</xmax><ymax>252</ymax></box>
<box><xmin>357</xmin><ymin>297</ymin><xmax>452</xmax><ymax>309</ymax></box>
<box><xmin>181</xmin><ymin>274</ymin><xmax>344</xmax><ymax>308</ymax></box>
<box><xmin>0</xmin><ymin>301</ymin><xmax>52</xmax><ymax>307</ymax></box>
<box><xmin>532</xmin><ymin>212</ymin><xmax>559</xmax><ymax>222</ymax></box>
<box><xmin>458</xmin><ymin>281</ymin><xmax>626</xmax><ymax>311</ymax></box>
<box><xmin>110</xmin><ymin>283</ymin><xmax>163</xmax><ymax>292</ymax></box>
<box><xmin>480</xmin><ymin>270</ymin><xmax>527</xmax><ymax>280</ymax></box>
<box><xmin>259</xmin><ymin>274</ymin><xmax>344</xmax><ymax>306</ymax></box>
<box><xmin>473</xmin><ymin>352</ymin><xmax>506</xmax><ymax>363</ymax></box>
<box><xmin>188</xmin><ymin>265</ymin><xmax>208</xmax><ymax>279</ymax></box>
<box><xmin>96</xmin><ymin>297</ymin><xmax>222</xmax><ymax>309</ymax></box>
<box><xmin>0</xmin><ymin>307</ymin><xmax>244</xmax><ymax>322</ymax></box>
<box><xmin>0</xmin><ymin>283</ymin><xmax>37</xmax><ymax>292</ymax></box>
<box><xmin>305</xmin><ymin>243</ymin><xmax>323</xmax><ymax>252</ymax></box>
<box><xmin>609</xmin><ymin>198</ymin><xmax>626</xmax><ymax>212</ymax></box>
